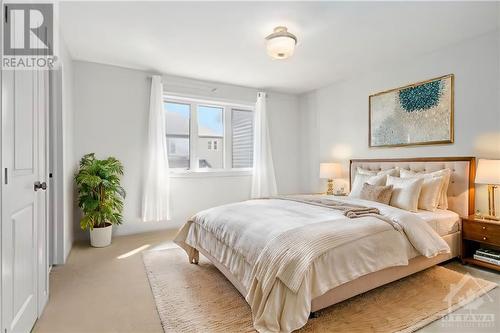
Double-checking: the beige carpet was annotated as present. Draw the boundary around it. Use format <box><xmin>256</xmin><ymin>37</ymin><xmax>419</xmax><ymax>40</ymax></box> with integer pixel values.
<box><xmin>143</xmin><ymin>248</ymin><xmax>496</xmax><ymax>333</ymax></box>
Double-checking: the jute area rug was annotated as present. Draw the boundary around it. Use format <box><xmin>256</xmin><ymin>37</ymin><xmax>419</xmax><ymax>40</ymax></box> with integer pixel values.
<box><xmin>143</xmin><ymin>248</ymin><xmax>496</xmax><ymax>333</ymax></box>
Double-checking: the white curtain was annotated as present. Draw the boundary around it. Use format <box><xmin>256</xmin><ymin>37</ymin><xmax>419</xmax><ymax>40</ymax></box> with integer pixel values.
<box><xmin>251</xmin><ymin>92</ymin><xmax>278</xmax><ymax>198</ymax></box>
<box><xmin>142</xmin><ymin>75</ymin><xmax>170</xmax><ymax>222</ymax></box>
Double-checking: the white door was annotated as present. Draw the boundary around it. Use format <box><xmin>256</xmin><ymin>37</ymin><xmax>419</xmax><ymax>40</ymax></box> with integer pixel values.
<box><xmin>1</xmin><ymin>67</ymin><xmax>49</xmax><ymax>332</ymax></box>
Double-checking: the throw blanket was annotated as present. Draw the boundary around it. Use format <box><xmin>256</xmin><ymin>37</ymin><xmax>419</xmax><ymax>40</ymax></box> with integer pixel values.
<box><xmin>269</xmin><ymin>195</ymin><xmax>383</xmax><ymax>219</ymax></box>
<box><xmin>250</xmin><ymin>196</ymin><xmax>402</xmax><ymax>295</ymax></box>
<box><xmin>248</xmin><ymin>216</ymin><xmax>396</xmax><ymax>296</ymax></box>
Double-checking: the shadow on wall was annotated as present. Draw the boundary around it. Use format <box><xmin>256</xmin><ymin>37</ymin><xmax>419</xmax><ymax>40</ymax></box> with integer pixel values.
<box><xmin>328</xmin><ymin>143</ymin><xmax>353</xmax><ymax>193</ymax></box>
<box><xmin>474</xmin><ymin>132</ymin><xmax>500</xmax><ymax>157</ymax></box>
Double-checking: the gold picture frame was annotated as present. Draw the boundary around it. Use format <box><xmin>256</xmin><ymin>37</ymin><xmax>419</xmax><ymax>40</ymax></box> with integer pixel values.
<box><xmin>369</xmin><ymin>74</ymin><xmax>454</xmax><ymax>148</ymax></box>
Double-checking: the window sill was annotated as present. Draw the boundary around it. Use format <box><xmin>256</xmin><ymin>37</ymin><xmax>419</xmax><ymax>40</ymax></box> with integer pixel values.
<box><xmin>169</xmin><ymin>169</ymin><xmax>253</xmax><ymax>178</ymax></box>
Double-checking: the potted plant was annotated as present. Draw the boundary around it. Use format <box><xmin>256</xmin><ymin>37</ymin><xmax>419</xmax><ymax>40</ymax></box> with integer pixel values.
<box><xmin>75</xmin><ymin>153</ymin><xmax>126</xmax><ymax>247</ymax></box>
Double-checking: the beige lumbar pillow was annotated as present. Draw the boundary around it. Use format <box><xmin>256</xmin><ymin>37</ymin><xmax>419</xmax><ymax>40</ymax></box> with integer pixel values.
<box><xmin>400</xmin><ymin>168</ymin><xmax>451</xmax><ymax>209</ymax></box>
<box><xmin>359</xmin><ymin>183</ymin><xmax>394</xmax><ymax>205</ymax></box>
<box><xmin>349</xmin><ymin>173</ymin><xmax>386</xmax><ymax>198</ymax></box>
<box><xmin>386</xmin><ymin>175</ymin><xmax>424</xmax><ymax>212</ymax></box>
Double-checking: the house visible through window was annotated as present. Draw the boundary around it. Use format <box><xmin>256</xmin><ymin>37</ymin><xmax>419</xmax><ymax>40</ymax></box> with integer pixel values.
<box><xmin>164</xmin><ymin>102</ymin><xmax>190</xmax><ymax>168</ymax></box>
<box><xmin>164</xmin><ymin>96</ymin><xmax>254</xmax><ymax>171</ymax></box>
<box><xmin>197</xmin><ymin>105</ymin><xmax>223</xmax><ymax>168</ymax></box>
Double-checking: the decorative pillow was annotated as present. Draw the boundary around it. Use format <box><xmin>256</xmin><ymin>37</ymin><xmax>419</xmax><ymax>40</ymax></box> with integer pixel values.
<box><xmin>400</xmin><ymin>176</ymin><xmax>443</xmax><ymax>211</ymax></box>
<box><xmin>357</xmin><ymin>167</ymin><xmax>399</xmax><ymax>177</ymax></box>
<box><xmin>349</xmin><ymin>173</ymin><xmax>386</xmax><ymax>198</ymax></box>
<box><xmin>359</xmin><ymin>183</ymin><xmax>394</xmax><ymax>205</ymax></box>
<box><xmin>386</xmin><ymin>176</ymin><xmax>424</xmax><ymax>212</ymax></box>
<box><xmin>400</xmin><ymin>168</ymin><xmax>451</xmax><ymax>209</ymax></box>
<box><xmin>418</xmin><ymin>177</ymin><xmax>444</xmax><ymax>211</ymax></box>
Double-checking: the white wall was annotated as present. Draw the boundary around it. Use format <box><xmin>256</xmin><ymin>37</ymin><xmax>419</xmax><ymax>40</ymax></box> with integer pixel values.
<box><xmin>72</xmin><ymin>61</ymin><xmax>301</xmax><ymax>238</ymax></box>
<box><xmin>50</xmin><ymin>36</ymin><xmax>75</xmax><ymax>263</ymax></box>
<box><xmin>299</xmin><ymin>31</ymin><xmax>500</xmax><ymax>214</ymax></box>
<box><xmin>60</xmin><ymin>39</ymin><xmax>76</xmax><ymax>260</ymax></box>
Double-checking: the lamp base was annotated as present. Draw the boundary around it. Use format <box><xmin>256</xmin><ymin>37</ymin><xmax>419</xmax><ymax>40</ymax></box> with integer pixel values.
<box><xmin>326</xmin><ymin>179</ymin><xmax>334</xmax><ymax>195</ymax></box>
<box><xmin>487</xmin><ymin>184</ymin><xmax>498</xmax><ymax>221</ymax></box>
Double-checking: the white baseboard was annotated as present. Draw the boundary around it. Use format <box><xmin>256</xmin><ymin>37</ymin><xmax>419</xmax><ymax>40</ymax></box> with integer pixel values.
<box><xmin>112</xmin><ymin>219</ymin><xmax>183</xmax><ymax>236</ymax></box>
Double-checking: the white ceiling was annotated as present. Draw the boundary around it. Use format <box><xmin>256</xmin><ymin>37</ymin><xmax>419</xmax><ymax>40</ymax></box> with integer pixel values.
<box><xmin>60</xmin><ymin>1</ymin><xmax>499</xmax><ymax>94</ymax></box>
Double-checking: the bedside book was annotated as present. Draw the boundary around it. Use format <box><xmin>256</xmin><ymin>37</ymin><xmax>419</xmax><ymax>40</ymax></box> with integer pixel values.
<box><xmin>476</xmin><ymin>248</ymin><xmax>500</xmax><ymax>260</ymax></box>
<box><xmin>473</xmin><ymin>254</ymin><xmax>500</xmax><ymax>266</ymax></box>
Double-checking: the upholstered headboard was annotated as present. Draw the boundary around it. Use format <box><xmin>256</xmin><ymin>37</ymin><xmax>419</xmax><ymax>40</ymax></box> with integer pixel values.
<box><xmin>350</xmin><ymin>157</ymin><xmax>476</xmax><ymax>217</ymax></box>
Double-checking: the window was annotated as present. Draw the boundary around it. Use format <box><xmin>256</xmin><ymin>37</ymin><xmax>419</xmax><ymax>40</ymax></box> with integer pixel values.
<box><xmin>165</xmin><ymin>102</ymin><xmax>190</xmax><ymax>168</ymax></box>
<box><xmin>164</xmin><ymin>96</ymin><xmax>254</xmax><ymax>172</ymax></box>
<box><xmin>197</xmin><ymin>105</ymin><xmax>223</xmax><ymax>169</ymax></box>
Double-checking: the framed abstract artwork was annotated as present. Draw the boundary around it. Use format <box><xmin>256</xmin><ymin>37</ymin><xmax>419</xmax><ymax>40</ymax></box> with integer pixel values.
<box><xmin>369</xmin><ymin>74</ymin><xmax>454</xmax><ymax>147</ymax></box>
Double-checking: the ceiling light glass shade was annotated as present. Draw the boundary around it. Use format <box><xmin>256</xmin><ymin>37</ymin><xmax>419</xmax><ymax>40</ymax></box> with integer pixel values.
<box><xmin>266</xmin><ymin>26</ymin><xmax>297</xmax><ymax>60</ymax></box>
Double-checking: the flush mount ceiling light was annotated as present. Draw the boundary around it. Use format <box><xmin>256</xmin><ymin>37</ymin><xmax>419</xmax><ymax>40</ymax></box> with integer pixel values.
<box><xmin>265</xmin><ymin>26</ymin><xmax>297</xmax><ymax>60</ymax></box>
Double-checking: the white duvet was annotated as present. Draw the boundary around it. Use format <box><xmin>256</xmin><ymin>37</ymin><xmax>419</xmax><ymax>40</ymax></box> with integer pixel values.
<box><xmin>174</xmin><ymin>195</ymin><xmax>450</xmax><ymax>333</ymax></box>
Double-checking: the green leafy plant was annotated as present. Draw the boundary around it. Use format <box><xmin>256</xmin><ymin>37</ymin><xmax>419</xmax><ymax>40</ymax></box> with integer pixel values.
<box><xmin>75</xmin><ymin>153</ymin><xmax>126</xmax><ymax>230</ymax></box>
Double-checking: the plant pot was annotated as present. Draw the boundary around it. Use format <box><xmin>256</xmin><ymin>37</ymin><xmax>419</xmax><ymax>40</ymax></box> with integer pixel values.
<box><xmin>89</xmin><ymin>223</ymin><xmax>113</xmax><ymax>248</ymax></box>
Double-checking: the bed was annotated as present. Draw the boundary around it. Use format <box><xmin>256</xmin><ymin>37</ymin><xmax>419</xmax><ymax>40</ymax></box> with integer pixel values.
<box><xmin>174</xmin><ymin>157</ymin><xmax>475</xmax><ymax>333</ymax></box>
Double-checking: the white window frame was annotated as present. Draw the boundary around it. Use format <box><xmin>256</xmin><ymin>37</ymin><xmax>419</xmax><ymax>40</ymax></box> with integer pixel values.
<box><xmin>164</xmin><ymin>94</ymin><xmax>254</xmax><ymax>177</ymax></box>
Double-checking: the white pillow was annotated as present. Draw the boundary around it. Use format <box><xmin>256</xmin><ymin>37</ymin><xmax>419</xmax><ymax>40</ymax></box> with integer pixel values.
<box><xmin>357</xmin><ymin>167</ymin><xmax>399</xmax><ymax>177</ymax></box>
<box><xmin>418</xmin><ymin>177</ymin><xmax>444</xmax><ymax>211</ymax></box>
<box><xmin>349</xmin><ymin>173</ymin><xmax>386</xmax><ymax>198</ymax></box>
<box><xmin>416</xmin><ymin>176</ymin><xmax>444</xmax><ymax>211</ymax></box>
<box><xmin>400</xmin><ymin>168</ymin><xmax>451</xmax><ymax>209</ymax></box>
<box><xmin>386</xmin><ymin>175</ymin><xmax>424</xmax><ymax>212</ymax></box>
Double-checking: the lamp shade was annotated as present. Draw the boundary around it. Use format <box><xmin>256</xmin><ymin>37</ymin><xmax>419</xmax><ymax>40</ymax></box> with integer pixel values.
<box><xmin>475</xmin><ymin>159</ymin><xmax>500</xmax><ymax>185</ymax></box>
<box><xmin>319</xmin><ymin>163</ymin><xmax>341</xmax><ymax>179</ymax></box>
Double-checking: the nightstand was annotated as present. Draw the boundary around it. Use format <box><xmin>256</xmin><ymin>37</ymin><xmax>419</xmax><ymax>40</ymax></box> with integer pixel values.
<box><xmin>461</xmin><ymin>215</ymin><xmax>500</xmax><ymax>272</ymax></box>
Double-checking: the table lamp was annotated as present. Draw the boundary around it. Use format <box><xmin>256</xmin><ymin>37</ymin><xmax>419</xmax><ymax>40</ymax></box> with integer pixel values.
<box><xmin>475</xmin><ymin>159</ymin><xmax>500</xmax><ymax>220</ymax></box>
<box><xmin>320</xmin><ymin>163</ymin><xmax>341</xmax><ymax>195</ymax></box>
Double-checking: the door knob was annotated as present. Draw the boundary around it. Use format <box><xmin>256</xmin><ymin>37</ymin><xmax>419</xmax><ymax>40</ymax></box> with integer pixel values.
<box><xmin>34</xmin><ymin>181</ymin><xmax>47</xmax><ymax>191</ymax></box>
